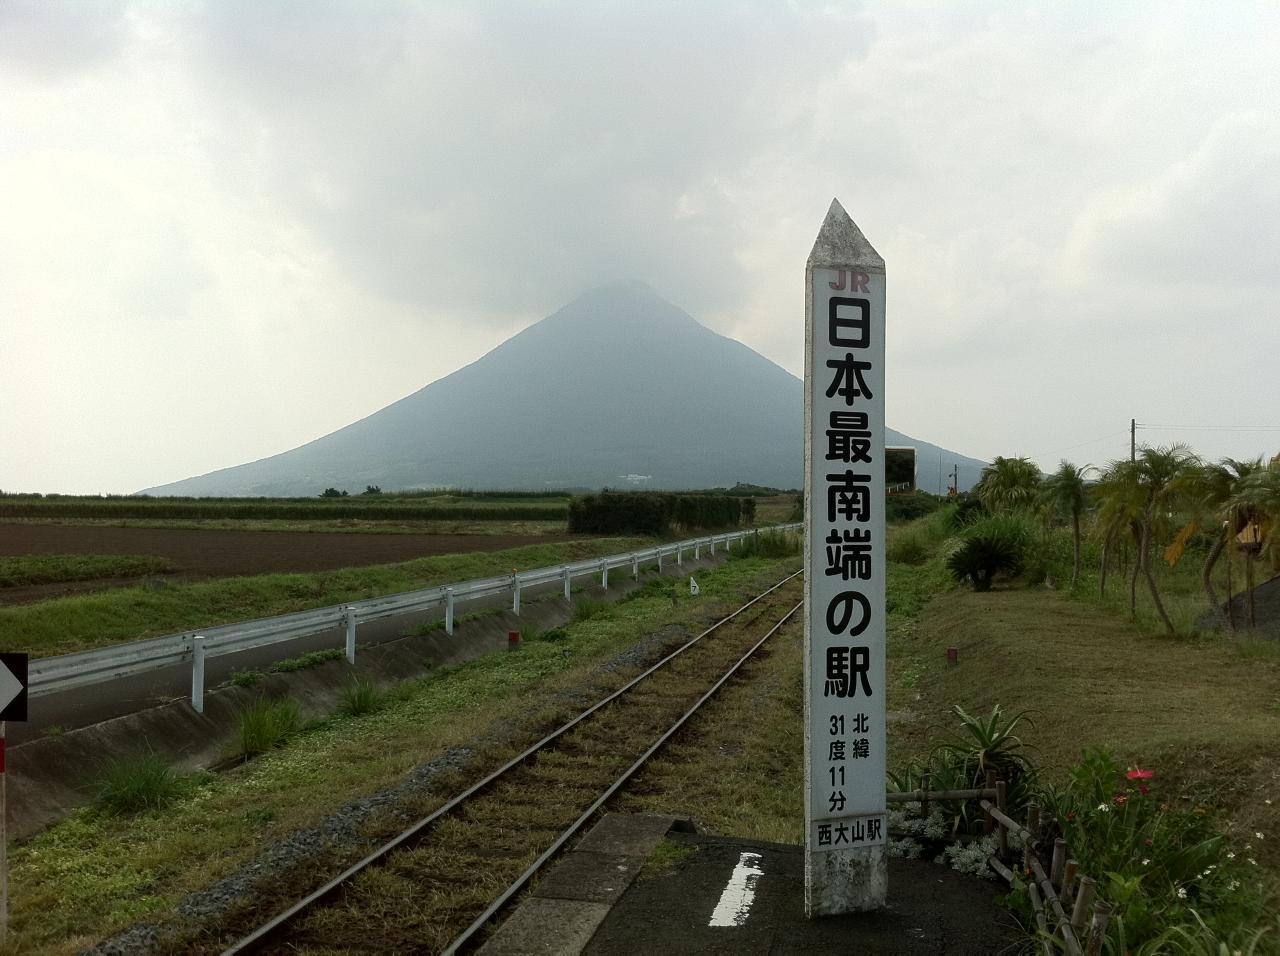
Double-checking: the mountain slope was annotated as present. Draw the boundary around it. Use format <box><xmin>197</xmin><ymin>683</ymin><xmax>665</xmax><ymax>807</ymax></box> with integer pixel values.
<box><xmin>143</xmin><ymin>281</ymin><xmax>987</xmax><ymax>496</ymax></box>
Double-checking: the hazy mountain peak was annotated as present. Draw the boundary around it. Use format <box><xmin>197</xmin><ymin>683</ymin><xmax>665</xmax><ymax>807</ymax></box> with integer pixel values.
<box><xmin>142</xmin><ymin>284</ymin><xmax>987</xmax><ymax>496</ymax></box>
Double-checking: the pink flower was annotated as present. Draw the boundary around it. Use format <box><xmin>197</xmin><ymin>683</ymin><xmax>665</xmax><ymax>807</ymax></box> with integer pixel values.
<box><xmin>1127</xmin><ymin>767</ymin><xmax>1154</xmax><ymax>780</ymax></box>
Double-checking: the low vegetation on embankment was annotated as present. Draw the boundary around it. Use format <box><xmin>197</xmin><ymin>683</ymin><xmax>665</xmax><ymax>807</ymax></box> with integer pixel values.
<box><xmin>0</xmin><ymin>538</ymin><xmax>644</xmax><ymax>657</ymax></box>
<box><xmin>8</xmin><ymin>549</ymin><xmax>801</xmax><ymax>953</ymax></box>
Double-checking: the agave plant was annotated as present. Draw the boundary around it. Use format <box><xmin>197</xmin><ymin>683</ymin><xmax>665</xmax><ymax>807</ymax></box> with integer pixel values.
<box><xmin>928</xmin><ymin>704</ymin><xmax>1040</xmax><ymax>830</ymax></box>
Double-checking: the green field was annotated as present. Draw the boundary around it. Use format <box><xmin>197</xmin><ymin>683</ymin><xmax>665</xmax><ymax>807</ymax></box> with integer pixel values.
<box><xmin>0</xmin><ymin>554</ymin><xmax>176</xmax><ymax>588</ymax></box>
<box><xmin>0</xmin><ymin>538</ymin><xmax>644</xmax><ymax>657</ymax></box>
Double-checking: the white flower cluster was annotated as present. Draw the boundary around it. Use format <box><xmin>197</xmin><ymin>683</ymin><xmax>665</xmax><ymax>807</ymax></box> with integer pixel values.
<box><xmin>934</xmin><ymin>834</ymin><xmax>1000</xmax><ymax>880</ymax></box>
<box><xmin>888</xmin><ymin>837</ymin><xmax>923</xmax><ymax>860</ymax></box>
<box><xmin>887</xmin><ymin>807</ymin><xmax>949</xmax><ymax>841</ymax></box>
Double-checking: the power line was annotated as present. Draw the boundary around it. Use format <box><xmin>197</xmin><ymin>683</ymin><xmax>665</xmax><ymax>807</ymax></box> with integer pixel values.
<box><xmin>1137</xmin><ymin>423</ymin><xmax>1280</xmax><ymax>432</ymax></box>
<box><xmin>1029</xmin><ymin>430</ymin><xmax>1129</xmax><ymax>461</ymax></box>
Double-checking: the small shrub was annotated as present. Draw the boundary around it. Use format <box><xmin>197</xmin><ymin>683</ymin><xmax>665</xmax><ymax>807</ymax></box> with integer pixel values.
<box><xmin>886</xmin><ymin>528</ymin><xmax>931</xmax><ymax>565</ymax></box>
<box><xmin>731</xmin><ymin>530</ymin><xmax>801</xmax><ymax>560</ymax></box>
<box><xmin>238</xmin><ymin>698</ymin><xmax>301</xmax><ymax>757</ymax></box>
<box><xmin>231</xmin><ymin>668</ymin><xmax>264</xmax><ymax>688</ymax></box>
<box><xmin>618</xmin><ymin>578</ymin><xmax>671</xmax><ymax>604</ymax></box>
<box><xmin>946</xmin><ymin>514</ymin><xmax>1033</xmax><ymax>591</ymax></box>
<box><xmin>339</xmin><ymin>677</ymin><xmax>382</xmax><ymax>717</ymax></box>
<box><xmin>270</xmin><ymin>649</ymin><xmax>343</xmax><ymax>673</ymax></box>
<box><xmin>948</xmin><ymin>495</ymin><xmax>987</xmax><ymax>529</ymax></box>
<box><xmin>572</xmin><ymin>597</ymin><xmax>609</xmax><ymax>623</ymax></box>
<box><xmin>885</xmin><ymin>493</ymin><xmax>943</xmax><ymax>523</ymax></box>
<box><xmin>94</xmin><ymin>754</ymin><xmax>185</xmax><ymax>813</ymax></box>
<box><xmin>532</xmin><ymin>626</ymin><xmax>570</xmax><ymax>643</ymax></box>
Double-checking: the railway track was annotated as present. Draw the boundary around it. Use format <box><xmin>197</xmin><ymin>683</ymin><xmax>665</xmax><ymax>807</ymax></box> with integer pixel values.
<box><xmin>220</xmin><ymin>570</ymin><xmax>803</xmax><ymax>954</ymax></box>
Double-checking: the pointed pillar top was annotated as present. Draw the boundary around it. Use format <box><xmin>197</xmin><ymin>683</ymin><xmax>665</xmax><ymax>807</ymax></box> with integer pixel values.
<box><xmin>807</xmin><ymin>198</ymin><xmax>884</xmax><ymax>273</ymax></box>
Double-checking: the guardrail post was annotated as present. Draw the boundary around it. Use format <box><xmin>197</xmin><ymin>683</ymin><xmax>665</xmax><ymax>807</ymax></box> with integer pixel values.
<box><xmin>657</xmin><ymin>547</ymin><xmax>663</xmax><ymax>572</ymax></box>
<box><xmin>694</xmin><ymin>539</ymin><xmax>701</xmax><ymax>560</ymax></box>
<box><xmin>710</xmin><ymin>536</ymin><xmax>716</xmax><ymax>556</ymax></box>
<box><xmin>512</xmin><ymin>574</ymin><xmax>521</xmax><ymax>614</ymax></box>
<box><xmin>344</xmin><ymin>606</ymin><xmax>357</xmax><ymax>664</ymax></box>
<box><xmin>563</xmin><ymin>566</ymin><xmax>571</xmax><ymax>601</ymax></box>
<box><xmin>191</xmin><ymin>635</ymin><xmax>206</xmax><ymax>715</ymax></box>
<box><xmin>677</xmin><ymin>544</ymin><xmax>683</xmax><ymax>566</ymax></box>
<box><xmin>601</xmin><ymin>559</ymin><xmax>608</xmax><ymax>589</ymax></box>
<box><xmin>445</xmin><ymin>587</ymin><xmax>455</xmax><ymax>635</ymax></box>
<box><xmin>632</xmin><ymin>554</ymin><xmax>639</xmax><ymax>579</ymax></box>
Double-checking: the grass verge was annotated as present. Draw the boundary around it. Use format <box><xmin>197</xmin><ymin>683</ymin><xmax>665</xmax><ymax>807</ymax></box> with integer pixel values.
<box><xmin>0</xmin><ymin>537</ymin><xmax>644</xmax><ymax>658</ymax></box>
<box><xmin>0</xmin><ymin>554</ymin><xmax>175</xmax><ymax>587</ymax></box>
<box><xmin>11</xmin><ymin>554</ymin><xmax>799</xmax><ymax>953</ymax></box>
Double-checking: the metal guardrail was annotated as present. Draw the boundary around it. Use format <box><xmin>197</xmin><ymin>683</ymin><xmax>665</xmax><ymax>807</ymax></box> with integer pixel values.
<box><xmin>29</xmin><ymin>523</ymin><xmax>800</xmax><ymax>711</ymax></box>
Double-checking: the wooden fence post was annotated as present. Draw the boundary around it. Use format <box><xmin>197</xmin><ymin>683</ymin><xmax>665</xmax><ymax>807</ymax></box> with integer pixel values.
<box><xmin>995</xmin><ymin>781</ymin><xmax>1008</xmax><ymax>860</ymax></box>
<box><xmin>1051</xmin><ymin>838</ymin><xmax>1067</xmax><ymax>888</ymax></box>
<box><xmin>983</xmin><ymin>770</ymin><xmax>996</xmax><ymax>835</ymax></box>
<box><xmin>1085</xmin><ymin>899</ymin><xmax>1111</xmax><ymax>956</ymax></box>
<box><xmin>1071</xmin><ymin>876</ymin><xmax>1097</xmax><ymax>935</ymax></box>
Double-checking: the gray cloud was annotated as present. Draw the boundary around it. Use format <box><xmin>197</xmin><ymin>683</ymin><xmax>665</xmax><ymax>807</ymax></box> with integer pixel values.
<box><xmin>3</xmin><ymin>0</ymin><xmax>1279</xmax><ymax>493</ymax></box>
<box><xmin>0</xmin><ymin>0</ymin><xmax>127</xmax><ymax>78</ymax></box>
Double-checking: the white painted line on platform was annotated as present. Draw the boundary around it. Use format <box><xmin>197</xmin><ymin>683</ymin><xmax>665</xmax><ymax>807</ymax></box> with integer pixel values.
<box><xmin>708</xmin><ymin>851</ymin><xmax>764</xmax><ymax>927</ymax></box>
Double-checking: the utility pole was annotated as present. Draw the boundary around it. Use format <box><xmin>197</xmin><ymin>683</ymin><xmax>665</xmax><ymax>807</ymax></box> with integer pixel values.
<box><xmin>950</xmin><ymin>465</ymin><xmax>958</xmax><ymax>495</ymax></box>
<box><xmin>1130</xmin><ymin>419</ymin><xmax>1136</xmax><ymax>462</ymax></box>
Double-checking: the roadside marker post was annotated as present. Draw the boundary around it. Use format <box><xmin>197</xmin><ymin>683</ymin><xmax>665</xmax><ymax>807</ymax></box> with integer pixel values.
<box><xmin>344</xmin><ymin>607</ymin><xmax>357</xmax><ymax>664</ymax></box>
<box><xmin>512</xmin><ymin>573</ymin><xmax>522</xmax><ymax>614</ymax></box>
<box><xmin>0</xmin><ymin>652</ymin><xmax>30</xmax><ymax>946</ymax></box>
<box><xmin>191</xmin><ymin>636</ymin><xmax>207</xmax><ymax>715</ymax></box>
<box><xmin>601</xmin><ymin>559</ymin><xmax>609</xmax><ymax>589</ymax></box>
<box><xmin>804</xmin><ymin>199</ymin><xmax>888</xmax><ymax>915</ymax></box>
<box><xmin>445</xmin><ymin>588</ymin><xmax>455</xmax><ymax>635</ymax></box>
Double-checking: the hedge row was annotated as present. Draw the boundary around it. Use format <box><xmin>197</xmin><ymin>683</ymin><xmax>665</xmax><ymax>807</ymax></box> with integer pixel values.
<box><xmin>567</xmin><ymin>493</ymin><xmax>753</xmax><ymax>535</ymax></box>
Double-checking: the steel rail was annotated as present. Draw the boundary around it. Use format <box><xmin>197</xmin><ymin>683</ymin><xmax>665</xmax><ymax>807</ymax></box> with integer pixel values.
<box><xmin>222</xmin><ymin>569</ymin><xmax>802</xmax><ymax>955</ymax></box>
<box><xmin>443</xmin><ymin>599</ymin><xmax>802</xmax><ymax>955</ymax></box>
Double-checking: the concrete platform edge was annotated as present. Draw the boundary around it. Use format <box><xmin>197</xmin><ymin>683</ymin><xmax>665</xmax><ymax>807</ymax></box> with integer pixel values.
<box><xmin>478</xmin><ymin>813</ymin><xmax>685</xmax><ymax>955</ymax></box>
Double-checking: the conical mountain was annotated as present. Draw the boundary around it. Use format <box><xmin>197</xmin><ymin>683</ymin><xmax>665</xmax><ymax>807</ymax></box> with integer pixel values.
<box><xmin>143</xmin><ymin>281</ymin><xmax>987</xmax><ymax>496</ymax></box>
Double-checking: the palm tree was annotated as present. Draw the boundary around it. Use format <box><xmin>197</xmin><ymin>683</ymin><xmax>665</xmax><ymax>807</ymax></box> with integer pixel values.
<box><xmin>1093</xmin><ymin>459</ymin><xmax>1144</xmax><ymax>609</ymax></box>
<box><xmin>1223</xmin><ymin>465</ymin><xmax>1280</xmax><ymax>629</ymax></box>
<box><xmin>1182</xmin><ymin>458</ymin><xmax>1264</xmax><ymax>628</ymax></box>
<box><xmin>1131</xmin><ymin>444</ymin><xmax>1199</xmax><ymax>635</ymax></box>
<box><xmin>974</xmin><ymin>457</ymin><xmax>1042</xmax><ymax>513</ymax></box>
<box><xmin>1038</xmin><ymin>461</ymin><xmax>1091</xmax><ymax>589</ymax></box>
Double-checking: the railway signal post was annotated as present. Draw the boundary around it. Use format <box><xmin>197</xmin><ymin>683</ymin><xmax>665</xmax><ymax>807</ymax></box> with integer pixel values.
<box><xmin>804</xmin><ymin>199</ymin><xmax>888</xmax><ymax>914</ymax></box>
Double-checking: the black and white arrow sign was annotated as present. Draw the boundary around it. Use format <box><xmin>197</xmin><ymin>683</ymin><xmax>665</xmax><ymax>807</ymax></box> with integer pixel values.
<box><xmin>0</xmin><ymin>653</ymin><xmax>28</xmax><ymax>722</ymax></box>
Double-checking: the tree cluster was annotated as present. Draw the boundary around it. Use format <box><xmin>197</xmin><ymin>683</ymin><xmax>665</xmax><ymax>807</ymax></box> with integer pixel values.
<box><xmin>567</xmin><ymin>492</ymin><xmax>752</xmax><ymax>535</ymax></box>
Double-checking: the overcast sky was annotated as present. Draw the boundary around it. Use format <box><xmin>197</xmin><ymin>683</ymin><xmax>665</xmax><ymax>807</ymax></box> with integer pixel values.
<box><xmin>3</xmin><ymin>1</ymin><xmax>1278</xmax><ymax>494</ymax></box>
